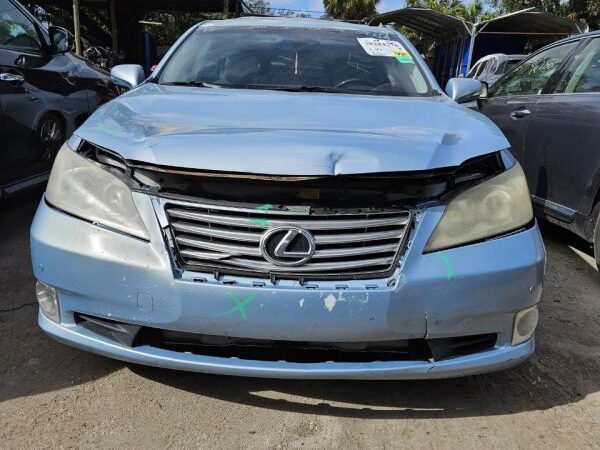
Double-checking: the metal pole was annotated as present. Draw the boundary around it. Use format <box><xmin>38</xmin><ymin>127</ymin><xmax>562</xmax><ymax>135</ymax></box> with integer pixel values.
<box><xmin>109</xmin><ymin>0</ymin><xmax>118</xmax><ymax>51</ymax></box>
<box><xmin>223</xmin><ymin>0</ymin><xmax>229</xmax><ymax>17</ymax></box>
<box><xmin>465</xmin><ymin>26</ymin><xmax>476</xmax><ymax>74</ymax></box>
<box><xmin>72</xmin><ymin>0</ymin><xmax>81</xmax><ymax>55</ymax></box>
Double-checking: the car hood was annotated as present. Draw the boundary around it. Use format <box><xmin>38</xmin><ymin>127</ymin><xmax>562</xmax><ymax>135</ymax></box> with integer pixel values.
<box><xmin>75</xmin><ymin>83</ymin><xmax>509</xmax><ymax>175</ymax></box>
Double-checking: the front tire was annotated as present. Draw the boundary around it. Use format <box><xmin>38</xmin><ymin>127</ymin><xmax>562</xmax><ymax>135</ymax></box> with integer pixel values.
<box><xmin>37</xmin><ymin>113</ymin><xmax>65</xmax><ymax>161</ymax></box>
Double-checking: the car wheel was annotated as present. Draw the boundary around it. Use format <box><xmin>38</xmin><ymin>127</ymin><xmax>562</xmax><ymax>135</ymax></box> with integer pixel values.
<box><xmin>38</xmin><ymin>113</ymin><xmax>65</xmax><ymax>161</ymax></box>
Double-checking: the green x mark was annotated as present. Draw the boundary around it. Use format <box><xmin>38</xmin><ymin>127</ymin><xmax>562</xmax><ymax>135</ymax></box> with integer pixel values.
<box><xmin>219</xmin><ymin>293</ymin><xmax>257</xmax><ymax>320</ymax></box>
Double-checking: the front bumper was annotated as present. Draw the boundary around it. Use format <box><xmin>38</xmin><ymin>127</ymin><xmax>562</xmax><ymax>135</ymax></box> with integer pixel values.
<box><xmin>31</xmin><ymin>194</ymin><xmax>545</xmax><ymax>379</ymax></box>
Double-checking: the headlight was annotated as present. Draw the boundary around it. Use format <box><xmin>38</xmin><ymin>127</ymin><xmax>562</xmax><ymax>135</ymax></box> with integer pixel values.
<box><xmin>424</xmin><ymin>162</ymin><xmax>533</xmax><ymax>253</ymax></box>
<box><xmin>46</xmin><ymin>143</ymin><xmax>149</xmax><ymax>240</ymax></box>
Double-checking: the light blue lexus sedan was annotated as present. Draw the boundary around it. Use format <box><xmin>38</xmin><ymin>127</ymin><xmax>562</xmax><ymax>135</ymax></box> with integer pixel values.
<box><xmin>30</xmin><ymin>17</ymin><xmax>545</xmax><ymax>379</ymax></box>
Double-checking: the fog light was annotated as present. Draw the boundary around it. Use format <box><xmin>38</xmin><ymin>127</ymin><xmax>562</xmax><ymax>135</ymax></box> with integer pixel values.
<box><xmin>512</xmin><ymin>306</ymin><xmax>538</xmax><ymax>346</ymax></box>
<box><xmin>36</xmin><ymin>280</ymin><xmax>60</xmax><ymax>323</ymax></box>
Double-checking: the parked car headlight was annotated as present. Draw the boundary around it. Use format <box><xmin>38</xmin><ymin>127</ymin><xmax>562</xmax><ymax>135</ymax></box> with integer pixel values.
<box><xmin>45</xmin><ymin>143</ymin><xmax>149</xmax><ymax>240</ymax></box>
<box><xmin>424</xmin><ymin>162</ymin><xmax>533</xmax><ymax>253</ymax></box>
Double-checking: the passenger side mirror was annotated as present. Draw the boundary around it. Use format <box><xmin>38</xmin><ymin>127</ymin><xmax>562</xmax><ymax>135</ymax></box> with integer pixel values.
<box><xmin>445</xmin><ymin>78</ymin><xmax>485</xmax><ymax>104</ymax></box>
<box><xmin>111</xmin><ymin>64</ymin><xmax>145</xmax><ymax>89</ymax></box>
<box><xmin>49</xmin><ymin>26</ymin><xmax>74</xmax><ymax>54</ymax></box>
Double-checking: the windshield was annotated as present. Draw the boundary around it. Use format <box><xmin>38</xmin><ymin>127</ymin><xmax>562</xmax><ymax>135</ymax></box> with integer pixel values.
<box><xmin>158</xmin><ymin>26</ymin><xmax>431</xmax><ymax>96</ymax></box>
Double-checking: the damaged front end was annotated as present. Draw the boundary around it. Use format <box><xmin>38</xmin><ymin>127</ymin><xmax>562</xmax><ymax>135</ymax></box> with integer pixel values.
<box><xmin>73</xmin><ymin>138</ymin><xmax>511</xmax><ymax>282</ymax></box>
<box><xmin>32</xmin><ymin>135</ymin><xmax>544</xmax><ymax>379</ymax></box>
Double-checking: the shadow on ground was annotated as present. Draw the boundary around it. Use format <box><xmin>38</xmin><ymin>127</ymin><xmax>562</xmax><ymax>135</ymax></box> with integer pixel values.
<box><xmin>1</xmin><ymin>193</ymin><xmax>598</xmax><ymax>419</ymax></box>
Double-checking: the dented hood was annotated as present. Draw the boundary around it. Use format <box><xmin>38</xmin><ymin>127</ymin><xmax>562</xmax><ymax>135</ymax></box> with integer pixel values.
<box><xmin>75</xmin><ymin>83</ymin><xmax>509</xmax><ymax>175</ymax></box>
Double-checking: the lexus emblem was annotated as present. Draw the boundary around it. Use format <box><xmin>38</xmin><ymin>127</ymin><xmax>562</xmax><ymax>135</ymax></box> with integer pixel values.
<box><xmin>259</xmin><ymin>226</ymin><xmax>316</xmax><ymax>267</ymax></box>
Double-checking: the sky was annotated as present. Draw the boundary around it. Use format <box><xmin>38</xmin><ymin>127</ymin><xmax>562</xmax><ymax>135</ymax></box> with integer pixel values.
<box><xmin>267</xmin><ymin>0</ymin><xmax>406</xmax><ymax>17</ymax></box>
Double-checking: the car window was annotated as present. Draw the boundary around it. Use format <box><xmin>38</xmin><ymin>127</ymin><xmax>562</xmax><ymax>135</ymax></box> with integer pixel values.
<box><xmin>0</xmin><ymin>0</ymin><xmax>42</xmax><ymax>52</ymax></box>
<box><xmin>159</xmin><ymin>26</ymin><xmax>431</xmax><ymax>97</ymax></box>
<box><xmin>504</xmin><ymin>59</ymin><xmax>522</xmax><ymax>73</ymax></box>
<box><xmin>557</xmin><ymin>38</ymin><xmax>600</xmax><ymax>94</ymax></box>
<box><xmin>490</xmin><ymin>42</ymin><xmax>577</xmax><ymax>97</ymax></box>
<box><xmin>486</xmin><ymin>59</ymin><xmax>497</xmax><ymax>76</ymax></box>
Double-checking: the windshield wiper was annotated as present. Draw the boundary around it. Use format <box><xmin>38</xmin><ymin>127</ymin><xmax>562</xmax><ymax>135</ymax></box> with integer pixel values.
<box><xmin>266</xmin><ymin>85</ymin><xmax>356</xmax><ymax>94</ymax></box>
<box><xmin>160</xmin><ymin>81</ymin><xmax>221</xmax><ymax>88</ymax></box>
<box><xmin>250</xmin><ymin>85</ymin><xmax>401</xmax><ymax>96</ymax></box>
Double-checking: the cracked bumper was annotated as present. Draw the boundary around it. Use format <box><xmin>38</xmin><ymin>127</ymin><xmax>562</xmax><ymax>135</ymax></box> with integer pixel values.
<box><xmin>31</xmin><ymin>195</ymin><xmax>545</xmax><ymax>379</ymax></box>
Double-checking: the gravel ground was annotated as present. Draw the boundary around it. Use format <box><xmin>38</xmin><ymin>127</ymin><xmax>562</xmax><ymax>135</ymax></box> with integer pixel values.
<box><xmin>1</xmin><ymin>191</ymin><xmax>599</xmax><ymax>450</ymax></box>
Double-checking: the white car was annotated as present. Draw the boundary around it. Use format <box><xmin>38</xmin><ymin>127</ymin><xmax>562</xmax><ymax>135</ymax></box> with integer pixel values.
<box><xmin>468</xmin><ymin>53</ymin><xmax>526</xmax><ymax>85</ymax></box>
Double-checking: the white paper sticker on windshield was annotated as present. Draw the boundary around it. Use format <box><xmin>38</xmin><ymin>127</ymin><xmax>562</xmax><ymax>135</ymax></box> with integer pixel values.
<box><xmin>357</xmin><ymin>38</ymin><xmax>414</xmax><ymax>64</ymax></box>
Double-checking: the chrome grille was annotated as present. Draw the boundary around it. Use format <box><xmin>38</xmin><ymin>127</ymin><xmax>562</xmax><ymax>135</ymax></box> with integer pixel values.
<box><xmin>165</xmin><ymin>201</ymin><xmax>411</xmax><ymax>280</ymax></box>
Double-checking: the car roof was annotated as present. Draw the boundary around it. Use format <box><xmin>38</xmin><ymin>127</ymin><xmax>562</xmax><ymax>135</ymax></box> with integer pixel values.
<box><xmin>551</xmin><ymin>29</ymin><xmax>600</xmax><ymax>45</ymax></box>
<box><xmin>200</xmin><ymin>16</ymin><xmax>389</xmax><ymax>34</ymax></box>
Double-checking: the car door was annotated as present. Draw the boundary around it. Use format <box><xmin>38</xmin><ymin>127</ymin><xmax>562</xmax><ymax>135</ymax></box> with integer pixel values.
<box><xmin>478</xmin><ymin>41</ymin><xmax>579</xmax><ymax>164</ymax></box>
<box><xmin>0</xmin><ymin>0</ymin><xmax>47</xmax><ymax>186</ymax></box>
<box><xmin>523</xmin><ymin>37</ymin><xmax>600</xmax><ymax>231</ymax></box>
<box><xmin>0</xmin><ymin>92</ymin><xmax>4</xmax><ymax>190</ymax></box>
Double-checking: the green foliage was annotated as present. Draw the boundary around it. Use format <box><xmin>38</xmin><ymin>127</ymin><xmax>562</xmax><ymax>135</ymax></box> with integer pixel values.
<box><xmin>488</xmin><ymin>0</ymin><xmax>599</xmax><ymax>29</ymax></box>
<box><xmin>245</xmin><ymin>0</ymin><xmax>272</xmax><ymax>15</ymax></box>
<box><xmin>140</xmin><ymin>11</ymin><xmax>215</xmax><ymax>48</ymax></box>
<box><xmin>405</xmin><ymin>0</ymin><xmax>498</xmax><ymax>23</ymax></box>
<box><xmin>323</xmin><ymin>0</ymin><xmax>380</xmax><ymax>20</ymax></box>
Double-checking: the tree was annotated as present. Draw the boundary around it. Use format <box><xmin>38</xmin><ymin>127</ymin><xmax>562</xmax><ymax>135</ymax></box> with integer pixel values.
<box><xmin>323</xmin><ymin>0</ymin><xmax>380</xmax><ymax>21</ymax></box>
<box><xmin>405</xmin><ymin>0</ymin><xmax>497</xmax><ymax>23</ymax></box>
<box><xmin>488</xmin><ymin>0</ymin><xmax>599</xmax><ymax>29</ymax></box>
<box><xmin>245</xmin><ymin>0</ymin><xmax>272</xmax><ymax>15</ymax></box>
<box><xmin>565</xmin><ymin>0</ymin><xmax>599</xmax><ymax>29</ymax></box>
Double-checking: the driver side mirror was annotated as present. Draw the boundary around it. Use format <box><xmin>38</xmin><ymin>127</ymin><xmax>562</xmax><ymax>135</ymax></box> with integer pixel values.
<box><xmin>49</xmin><ymin>26</ymin><xmax>74</xmax><ymax>54</ymax></box>
<box><xmin>110</xmin><ymin>64</ymin><xmax>145</xmax><ymax>89</ymax></box>
<box><xmin>445</xmin><ymin>78</ymin><xmax>486</xmax><ymax>104</ymax></box>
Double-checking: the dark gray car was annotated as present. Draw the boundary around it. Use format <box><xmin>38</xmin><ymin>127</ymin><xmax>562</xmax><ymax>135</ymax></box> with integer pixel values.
<box><xmin>478</xmin><ymin>31</ymin><xmax>600</xmax><ymax>268</ymax></box>
<box><xmin>0</xmin><ymin>0</ymin><xmax>125</xmax><ymax>199</ymax></box>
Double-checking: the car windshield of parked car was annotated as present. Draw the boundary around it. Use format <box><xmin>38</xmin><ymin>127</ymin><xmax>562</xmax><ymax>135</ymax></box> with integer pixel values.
<box><xmin>158</xmin><ymin>26</ymin><xmax>431</xmax><ymax>96</ymax></box>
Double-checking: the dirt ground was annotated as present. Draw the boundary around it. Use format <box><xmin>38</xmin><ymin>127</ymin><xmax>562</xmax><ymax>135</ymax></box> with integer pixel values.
<box><xmin>1</xmin><ymin>190</ymin><xmax>599</xmax><ymax>450</ymax></box>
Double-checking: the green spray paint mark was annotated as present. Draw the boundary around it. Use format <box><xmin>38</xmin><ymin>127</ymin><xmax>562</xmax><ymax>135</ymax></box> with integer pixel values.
<box><xmin>439</xmin><ymin>251</ymin><xmax>453</xmax><ymax>281</ymax></box>
<box><xmin>97</xmin><ymin>122</ymin><xmax>121</xmax><ymax>137</ymax></box>
<box><xmin>249</xmin><ymin>218</ymin><xmax>270</xmax><ymax>228</ymax></box>
<box><xmin>255</xmin><ymin>204</ymin><xmax>272</xmax><ymax>211</ymax></box>
<box><xmin>219</xmin><ymin>293</ymin><xmax>257</xmax><ymax>320</ymax></box>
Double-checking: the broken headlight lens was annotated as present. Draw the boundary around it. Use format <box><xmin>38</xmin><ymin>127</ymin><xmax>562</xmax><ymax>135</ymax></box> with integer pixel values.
<box><xmin>45</xmin><ymin>143</ymin><xmax>149</xmax><ymax>240</ymax></box>
<box><xmin>424</xmin><ymin>162</ymin><xmax>533</xmax><ymax>253</ymax></box>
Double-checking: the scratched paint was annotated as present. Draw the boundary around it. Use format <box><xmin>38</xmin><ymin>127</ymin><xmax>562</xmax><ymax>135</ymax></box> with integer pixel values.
<box><xmin>324</xmin><ymin>294</ymin><xmax>336</xmax><ymax>312</ymax></box>
<box><xmin>439</xmin><ymin>251</ymin><xmax>453</xmax><ymax>281</ymax></box>
<box><xmin>255</xmin><ymin>204</ymin><xmax>272</xmax><ymax>211</ymax></box>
